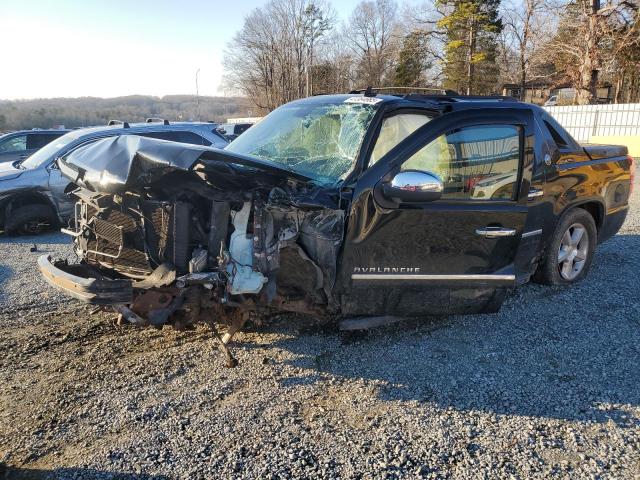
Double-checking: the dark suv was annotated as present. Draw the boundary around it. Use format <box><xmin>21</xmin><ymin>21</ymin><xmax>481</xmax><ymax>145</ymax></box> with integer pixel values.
<box><xmin>0</xmin><ymin>129</ymin><xmax>69</xmax><ymax>164</ymax></box>
<box><xmin>0</xmin><ymin>119</ymin><xmax>228</xmax><ymax>234</ymax></box>
<box><xmin>38</xmin><ymin>93</ymin><xmax>632</xmax><ymax>365</ymax></box>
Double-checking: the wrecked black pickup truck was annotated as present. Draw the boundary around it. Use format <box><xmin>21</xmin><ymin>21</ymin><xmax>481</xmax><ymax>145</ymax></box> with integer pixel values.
<box><xmin>39</xmin><ymin>93</ymin><xmax>634</xmax><ymax>364</ymax></box>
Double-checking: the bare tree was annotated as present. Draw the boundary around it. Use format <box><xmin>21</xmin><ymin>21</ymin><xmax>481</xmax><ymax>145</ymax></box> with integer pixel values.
<box><xmin>549</xmin><ymin>0</ymin><xmax>639</xmax><ymax>104</ymax></box>
<box><xmin>223</xmin><ymin>0</ymin><xmax>334</xmax><ymax>111</ymax></box>
<box><xmin>344</xmin><ymin>0</ymin><xmax>400</xmax><ymax>86</ymax></box>
<box><xmin>302</xmin><ymin>3</ymin><xmax>335</xmax><ymax>95</ymax></box>
<box><xmin>501</xmin><ymin>0</ymin><xmax>560</xmax><ymax>100</ymax></box>
<box><xmin>313</xmin><ymin>29</ymin><xmax>359</xmax><ymax>93</ymax></box>
<box><xmin>603</xmin><ymin>0</ymin><xmax>640</xmax><ymax>102</ymax></box>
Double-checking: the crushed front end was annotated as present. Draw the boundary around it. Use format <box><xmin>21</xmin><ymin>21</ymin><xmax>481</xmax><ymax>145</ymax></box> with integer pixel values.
<box><xmin>39</xmin><ymin>135</ymin><xmax>346</xmax><ymax>365</ymax></box>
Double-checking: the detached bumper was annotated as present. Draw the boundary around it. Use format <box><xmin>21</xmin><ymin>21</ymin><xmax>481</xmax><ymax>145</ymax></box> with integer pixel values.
<box><xmin>38</xmin><ymin>255</ymin><xmax>133</xmax><ymax>304</ymax></box>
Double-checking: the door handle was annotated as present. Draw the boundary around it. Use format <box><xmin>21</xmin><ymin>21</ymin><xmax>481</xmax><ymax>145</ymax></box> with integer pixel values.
<box><xmin>527</xmin><ymin>188</ymin><xmax>544</xmax><ymax>200</ymax></box>
<box><xmin>475</xmin><ymin>226</ymin><xmax>517</xmax><ymax>238</ymax></box>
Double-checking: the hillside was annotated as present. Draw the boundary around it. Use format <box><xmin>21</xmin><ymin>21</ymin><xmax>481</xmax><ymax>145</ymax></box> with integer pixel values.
<box><xmin>0</xmin><ymin>95</ymin><xmax>253</xmax><ymax>130</ymax></box>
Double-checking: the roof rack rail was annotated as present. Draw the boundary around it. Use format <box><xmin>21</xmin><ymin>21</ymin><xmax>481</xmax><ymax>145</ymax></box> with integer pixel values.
<box><xmin>403</xmin><ymin>93</ymin><xmax>519</xmax><ymax>103</ymax></box>
<box><xmin>145</xmin><ymin>117</ymin><xmax>170</xmax><ymax>125</ymax></box>
<box><xmin>347</xmin><ymin>87</ymin><xmax>518</xmax><ymax>103</ymax></box>
<box><xmin>349</xmin><ymin>86</ymin><xmax>458</xmax><ymax>96</ymax></box>
<box><xmin>107</xmin><ymin>120</ymin><xmax>130</xmax><ymax>128</ymax></box>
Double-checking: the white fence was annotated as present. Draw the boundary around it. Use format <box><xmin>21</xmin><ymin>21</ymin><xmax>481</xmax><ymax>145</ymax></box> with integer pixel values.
<box><xmin>543</xmin><ymin>103</ymin><xmax>640</xmax><ymax>143</ymax></box>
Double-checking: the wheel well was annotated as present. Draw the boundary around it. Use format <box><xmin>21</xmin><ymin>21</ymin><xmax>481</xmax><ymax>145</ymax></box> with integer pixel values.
<box><xmin>575</xmin><ymin>201</ymin><xmax>604</xmax><ymax>233</ymax></box>
<box><xmin>2</xmin><ymin>193</ymin><xmax>56</xmax><ymax>227</ymax></box>
<box><xmin>534</xmin><ymin>201</ymin><xmax>604</xmax><ymax>275</ymax></box>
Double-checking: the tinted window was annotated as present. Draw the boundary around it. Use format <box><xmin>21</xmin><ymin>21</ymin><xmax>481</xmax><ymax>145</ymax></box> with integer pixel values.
<box><xmin>402</xmin><ymin>125</ymin><xmax>521</xmax><ymax>201</ymax></box>
<box><xmin>541</xmin><ymin>112</ymin><xmax>577</xmax><ymax>150</ymax></box>
<box><xmin>20</xmin><ymin>132</ymin><xmax>78</xmax><ymax>169</ymax></box>
<box><xmin>27</xmin><ymin>133</ymin><xmax>64</xmax><ymax>150</ymax></box>
<box><xmin>140</xmin><ymin>131</ymin><xmax>211</xmax><ymax>146</ymax></box>
<box><xmin>543</xmin><ymin>120</ymin><xmax>569</xmax><ymax>149</ymax></box>
<box><xmin>0</xmin><ymin>134</ymin><xmax>27</xmax><ymax>153</ymax></box>
<box><xmin>235</xmin><ymin>124</ymin><xmax>251</xmax><ymax>135</ymax></box>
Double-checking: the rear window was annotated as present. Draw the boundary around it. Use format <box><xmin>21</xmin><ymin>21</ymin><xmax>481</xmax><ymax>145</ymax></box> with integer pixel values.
<box><xmin>27</xmin><ymin>133</ymin><xmax>64</xmax><ymax>150</ymax></box>
<box><xmin>235</xmin><ymin>124</ymin><xmax>251</xmax><ymax>135</ymax></box>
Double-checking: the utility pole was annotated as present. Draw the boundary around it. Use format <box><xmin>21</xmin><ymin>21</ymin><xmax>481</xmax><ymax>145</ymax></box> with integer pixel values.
<box><xmin>195</xmin><ymin>68</ymin><xmax>201</xmax><ymax>121</ymax></box>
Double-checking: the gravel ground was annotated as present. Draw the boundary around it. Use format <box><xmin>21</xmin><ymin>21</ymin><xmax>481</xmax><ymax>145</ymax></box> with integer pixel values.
<box><xmin>1</xmin><ymin>187</ymin><xmax>639</xmax><ymax>479</ymax></box>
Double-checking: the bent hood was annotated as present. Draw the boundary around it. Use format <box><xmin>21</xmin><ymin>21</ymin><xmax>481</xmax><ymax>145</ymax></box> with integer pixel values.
<box><xmin>59</xmin><ymin>135</ymin><xmax>313</xmax><ymax>194</ymax></box>
<box><xmin>0</xmin><ymin>162</ymin><xmax>24</xmax><ymax>182</ymax></box>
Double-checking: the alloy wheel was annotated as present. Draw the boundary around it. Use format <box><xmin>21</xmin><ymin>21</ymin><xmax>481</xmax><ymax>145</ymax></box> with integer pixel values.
<box><xmin>557</xmin><ymin>222</ymin><xmax>589</xmax><ymax>280</ymax></box>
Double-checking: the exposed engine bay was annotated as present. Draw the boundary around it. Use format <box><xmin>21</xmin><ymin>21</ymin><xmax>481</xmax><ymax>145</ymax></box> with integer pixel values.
<box><xmin>52</xmin><ymin>135</ymin><xmax>346</xmax><ymax>365</ymax></box>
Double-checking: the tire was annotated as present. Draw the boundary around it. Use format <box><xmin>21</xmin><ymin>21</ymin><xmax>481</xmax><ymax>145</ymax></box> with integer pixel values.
<box><xmin>4</xmin><ymin>204</ymin><xmax>58</xmax><ymax>235</ymax></box>
<box><xmin>533</xmin><ymin>208</ymin><xmax>597</xmax><ymax>286</ymax></box>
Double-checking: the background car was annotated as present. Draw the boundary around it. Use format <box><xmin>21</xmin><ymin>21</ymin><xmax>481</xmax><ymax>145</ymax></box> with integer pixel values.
<box><xmin>0</xmin><ymin>129</ymin><xmax>69</xmax><ymax>164</ymax></box>
<box><xmin>216</xmin><ymin>122</ymin><xmax>254</xmax><ymax>141</ymax></box>
<box><xmin>0</xmin><ymin>119</ymin><xmax>228</xmax><ymax>234</ymax></box>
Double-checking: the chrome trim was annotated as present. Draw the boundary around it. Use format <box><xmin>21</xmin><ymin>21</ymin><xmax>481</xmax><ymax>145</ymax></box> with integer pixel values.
<box><xmin>351</xmin><ymin>274</ymin><xmax>516</xmax><ymax>281</ymax></box>
<box><xmin>475</xmin><ymin>227</ymin><xmax>517</xmax><ymax>238</ymax></box>
<box><xmin>527</xmin><ymin>188</ymin><xmax>544</xmax><ymax>199</ymax></box>
<box><xmin>521</xmin><ymin>229</ymin><xmax>543</xmax><ymax>238</ymax></box>
<box><xmin>391</xmin><ymin>170</ymin><xmax>443</xmax><ymax>193</ymax></box>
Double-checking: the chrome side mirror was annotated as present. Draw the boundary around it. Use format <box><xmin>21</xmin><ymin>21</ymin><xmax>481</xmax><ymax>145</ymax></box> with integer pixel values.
<box><xmin>383</xmin><ymin>170</ymin><xmax>443</xmax><ymax>203</ymax></box>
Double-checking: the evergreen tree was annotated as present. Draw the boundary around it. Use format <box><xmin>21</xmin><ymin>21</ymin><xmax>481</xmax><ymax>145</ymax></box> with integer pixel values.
<box><xmin>393</xmin><ymin>30</ymin><xmax>432</xmax><ymax>87</ymax></box>
<box><xmin>437</xmin><ymin>0</ymin><xmax>502</xmax><ymax>94</ymax></box>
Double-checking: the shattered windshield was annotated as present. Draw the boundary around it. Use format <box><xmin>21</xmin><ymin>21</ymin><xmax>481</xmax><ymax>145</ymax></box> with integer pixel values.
<box><xmin>225</xmin><ymin>98</ymin><xmax>379</xmax><ymax>184</ymax></box>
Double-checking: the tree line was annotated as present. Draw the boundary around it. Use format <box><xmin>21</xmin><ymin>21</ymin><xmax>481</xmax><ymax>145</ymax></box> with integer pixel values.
<box><xmin>223</xmin><ymin>0</ymin><xmax>640</xmax><ymax>111</ymax></box>
<box><xmin>0</xmin><ymin>95</ymin><xmax>253</xmax><ymax>131</ymax></box>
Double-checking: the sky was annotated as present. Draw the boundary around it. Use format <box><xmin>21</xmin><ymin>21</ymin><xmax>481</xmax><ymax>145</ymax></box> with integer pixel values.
<box><xmin>0</xmin><ymin>0</ymin><xmax>362</xmax><ymax>100</ymax></box>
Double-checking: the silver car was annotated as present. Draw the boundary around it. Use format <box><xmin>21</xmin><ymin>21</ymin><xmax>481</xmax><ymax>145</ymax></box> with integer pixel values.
<box><xmin>0</xmin><ymin>120</ymin><xmax>228</xmax><ymax>234</ymax></box>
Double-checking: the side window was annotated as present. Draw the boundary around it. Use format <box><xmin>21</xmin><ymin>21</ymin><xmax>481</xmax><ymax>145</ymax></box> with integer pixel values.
<box><xmin>543</xmin><ymin>120</ymin><xmax>569</xmax><ymax>149</ymax></box>
<box><xmin>402</xmin><ymin>125</ymin><xmax>521</xmax><ymax>201</ymax></box>
<box><xmin>140</xmin><ymin>131</ymin><xmax>211</xmax><ymax>146</ymax></box>
<box><xmin>175</xmin><ymin>131</ymin><xmax>211</xmax><ymax>146</ymax></box>
<box><xmin>57</xmin><ymin>138</ymin><xmax>103</xmax><ymax>164</ymax></box>
<box><xmin>369</xmin><ymin>113</ymin><xmax>431</xmax><ymax>166</ymax></box>
<box><xmin>27</xmin><ymin>133</ymin><xmax>61</xmax><ymax>150</ymax></box>
<box><xmin>0</xmin><ymin>135</ymin><xmax>27</xmax><ymax>153</ymax></box>
<box><xmin>540</xmin><ymin>112</ymin><xmax>578</xmax><ymax>151</ymax></box>
<box><xmin>139</xmin><ymin>131</ymin><xmax>172</xmax><ymax>142</ymax></box>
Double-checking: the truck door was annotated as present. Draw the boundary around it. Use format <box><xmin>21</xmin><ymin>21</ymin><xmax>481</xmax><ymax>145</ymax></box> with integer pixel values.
<box><xmin>338</xmin><ymin>108</ymin><xmax>535</xmax><ymax>316</ymax></box>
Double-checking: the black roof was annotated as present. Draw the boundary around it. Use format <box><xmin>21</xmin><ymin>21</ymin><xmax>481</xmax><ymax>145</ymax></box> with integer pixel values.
<box><xmin>294</xmin><ymin>92</ymin><xmax>539</xmax><ymax>115</ymax></box>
